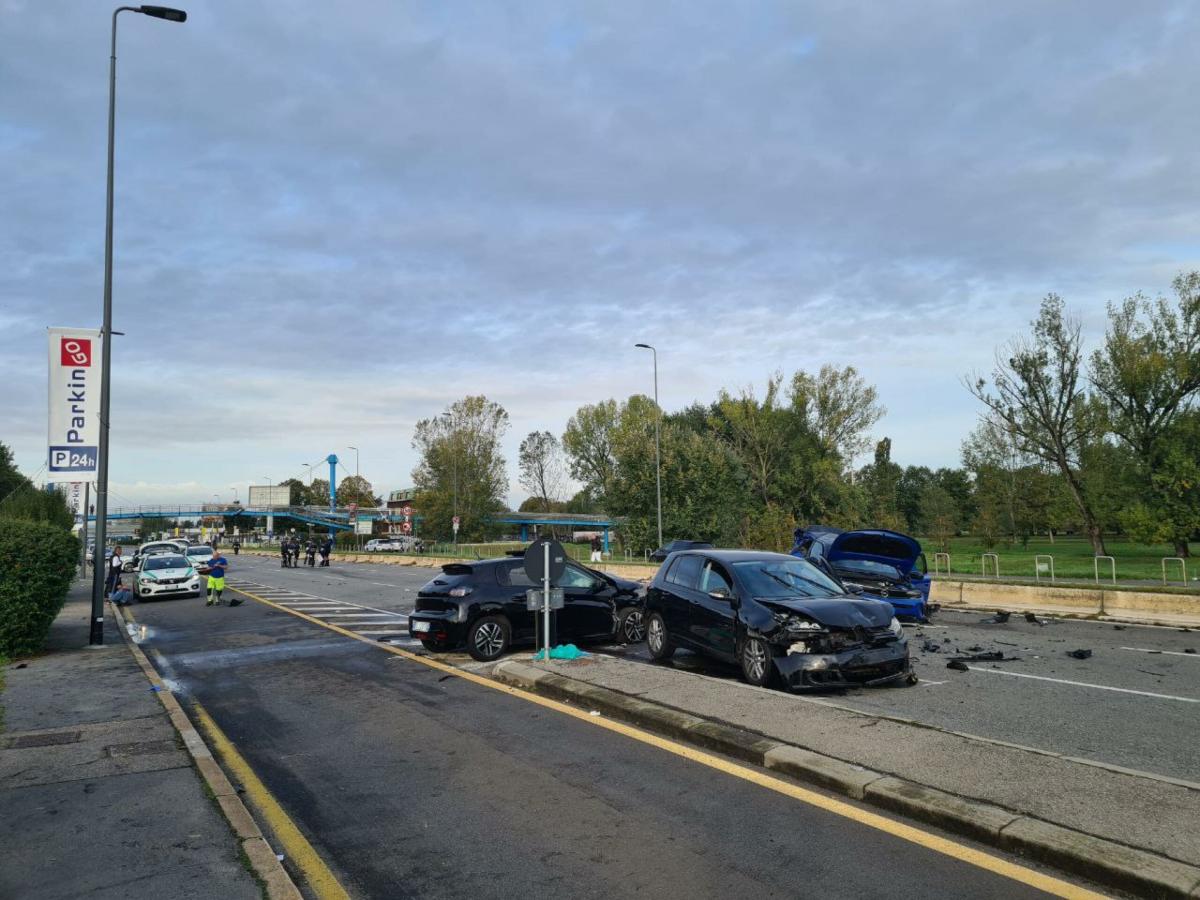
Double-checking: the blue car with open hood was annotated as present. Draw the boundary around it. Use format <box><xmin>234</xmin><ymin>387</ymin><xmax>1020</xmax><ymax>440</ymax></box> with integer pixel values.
<box><xmin>790</xmin><ymin>526</ymin><xmax>932</xmax><ymax>621</ymax></box>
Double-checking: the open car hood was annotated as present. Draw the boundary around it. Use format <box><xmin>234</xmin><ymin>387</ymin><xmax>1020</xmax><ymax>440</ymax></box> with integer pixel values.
<box><xmin>827</xmin><ymin>529</ymin><xmax>922</xmax><ymax>572</ymax></box>
<box><xmin>758</xmin><ymin>597</ymin><xmax>893</xmax><ymax>629</ymax></box>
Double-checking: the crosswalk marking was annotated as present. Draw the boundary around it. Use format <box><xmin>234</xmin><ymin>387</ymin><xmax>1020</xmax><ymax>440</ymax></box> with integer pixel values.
<box><xmin>230</xmin><ymin>580</ymin><xmax>413</xmax><ymax>641</ymax></box>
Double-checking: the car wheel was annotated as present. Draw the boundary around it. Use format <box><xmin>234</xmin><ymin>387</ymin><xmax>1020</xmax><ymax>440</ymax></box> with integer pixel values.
<box><xmin>740</xmin><ymin>636</ymin><xmax>775</xmax><ymax>687</ymax></box>
<box><xmin>615</xmin><ymin>607</ymin><xmax>646</xmax><ymax>644</ymax></box>
<box><xmin>645</xmin><ymin>612</ymin><xmax>674</xmax><ymax>660</ymax></box>
<box><xmin>467</xmin><ymin>615</ymin><xmax>511</xmax><ymax>662</ymax></box>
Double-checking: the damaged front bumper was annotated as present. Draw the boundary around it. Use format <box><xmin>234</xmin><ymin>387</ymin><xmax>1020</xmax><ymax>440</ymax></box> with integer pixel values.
<box><xmin>774</xmin><ymin>641</ymin><xmax>912</xmax><ymax>689</ymax></box>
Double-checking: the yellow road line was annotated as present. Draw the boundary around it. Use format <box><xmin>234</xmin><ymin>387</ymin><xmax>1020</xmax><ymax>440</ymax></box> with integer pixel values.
<box><xmin>228</xmin><ymin>584</ymin><xmax>1107</xmax><ymax>900</ymax></box>
<box><xmin>192</xmin><ymin>701</ymin><xmax>351</xmax><ymax>900</ymax></box>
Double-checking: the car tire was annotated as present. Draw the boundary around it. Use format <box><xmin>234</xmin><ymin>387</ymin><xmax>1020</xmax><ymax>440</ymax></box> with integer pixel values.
<box><xmin>645</xmin><ymin>612</ymin><xmax>674</xmax><ymax>660</ymax></box>
<box><xmin>467</xmin><ymin>615</ymin><xmax>511</xmax><ymax>662</ymax></box>
<box><xmin>739</xmin><ymin>636</ymin><xmax>776</xmax><ymax>687</ymax></box>
<box><xmin>615</xmin><ymin>607</ymin><xmax>646</xmax><ymax>644</ymax></box>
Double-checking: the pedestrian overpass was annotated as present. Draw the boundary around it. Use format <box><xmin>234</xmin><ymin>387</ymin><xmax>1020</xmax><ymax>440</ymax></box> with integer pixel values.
<box><xmin>489</xmin><ymin>513</ymin><xmax>617</xmax><ymax>552</ymax></box>
<box><xmin>85</xmin><ymin>504</ymin><xmax>404</xmax><ymax>533</ymax></box>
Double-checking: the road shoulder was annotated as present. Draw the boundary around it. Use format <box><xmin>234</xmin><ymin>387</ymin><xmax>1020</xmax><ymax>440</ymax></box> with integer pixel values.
<box><xmin>491</xmin><ymin>655</ymin><xmax>1200</xmax><ymax>898</ymax></box>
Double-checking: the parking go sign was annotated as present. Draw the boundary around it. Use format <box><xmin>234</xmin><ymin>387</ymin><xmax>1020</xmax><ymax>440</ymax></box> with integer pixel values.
<box><xmin>47</xmin><ymin>327</ymin><xmax>102</xmax><ymax>482</ymax></box>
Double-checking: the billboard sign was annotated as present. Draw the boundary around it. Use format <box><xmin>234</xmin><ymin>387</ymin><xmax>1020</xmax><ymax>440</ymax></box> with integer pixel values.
<box><xmin>47</xmin><ymin>327</ymin><xmax>102</xmax><ymax>482</ymax></box>
<box><xmin>248</xmin><ymin>484</ymin><xmax>291</xmax><ymax>508</ymax></box>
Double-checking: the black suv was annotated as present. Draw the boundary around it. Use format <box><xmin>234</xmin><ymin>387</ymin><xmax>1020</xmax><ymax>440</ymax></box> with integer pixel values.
<box><xmin>408</xmin><ymin>556</ymin><xmax>646</xmax><ymax>661</ymax></box>
<box><xmin>644</xmin><ymin>549</ymin><xmax>914</xmax><ymax>690</ymax></box>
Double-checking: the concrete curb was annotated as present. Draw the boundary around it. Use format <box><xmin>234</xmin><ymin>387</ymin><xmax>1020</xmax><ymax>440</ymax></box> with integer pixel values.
<box><xmin>111</xmin><ymin>604</ymin><xmax>302</xmax><ymax>900</ymax></box>
<box><xmin>492</xmin><ymin>660</ymin><xmax>1200</xmax><ymax>898</ymax></box>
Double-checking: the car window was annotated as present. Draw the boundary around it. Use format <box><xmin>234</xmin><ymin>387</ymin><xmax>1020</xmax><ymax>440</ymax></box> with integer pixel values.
<box><xmin>915</xmin><ymin>553</ymin><xmax>928</xmax><ymax>575</ymax></box>
<box><xmin>145</xmin><ymin>555</ymin><xmax>188</xmax><ymax>570</ymax></box>
<box><xmin>558</xmin><ymin>565</ymin><xmax>599</xmax><ymax>590</ymax></box>
<box><xmin>188</xmin><ymin>547</ymin><xmax>213</xmax><ymax>556</ymax></box>
<box><xmin>497</xmin><ymin>561</ymin><xmax>535</xmax><ymax>587</ymax></box>
<box><xmin>700</xmin><ymin>562</ymin><xmax>733</xmax><ymax>595</ymax></box>
<box><xmin>665</xmin><ymin>554</ymin><xmax>703</xmax><ymax>590</ymax></box>
<box><xmin>732</xmin><ymin>558</ymin><xmax>844</xmax><ymax>598</ymax></box>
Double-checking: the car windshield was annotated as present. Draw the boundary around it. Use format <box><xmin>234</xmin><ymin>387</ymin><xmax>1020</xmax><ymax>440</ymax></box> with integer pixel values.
<box><xmin>146</xmin><ymin>555</ymin><xmax>188</xmax><ymax>570</ymax></box>
<box><xmin>834</xmin><ymin>559</ymin><xmax>903</xmax><ymax>579</ymax></box>
<box><xmin>188</xmin><ymin>547</ymin><xmax>213</xmax><ymax>556</ymax></box>
<box><xmin>733</xmin><ymin>558</ymin><xmax>844</xmax><ymax>598</ymax></box>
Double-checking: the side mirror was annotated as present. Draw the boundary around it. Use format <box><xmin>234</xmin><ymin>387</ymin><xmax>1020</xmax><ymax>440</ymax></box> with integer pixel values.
<box><xmin>843</xmin><ymin>582</ymin><xmax>866</xmax><ymax>595</ymax></box>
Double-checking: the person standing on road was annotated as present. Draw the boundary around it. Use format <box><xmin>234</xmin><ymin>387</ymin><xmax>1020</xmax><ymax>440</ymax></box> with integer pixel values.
<box><xmin>319</xmin><ymin>537</ymin><xmax>332</xmax><ymax>567</ymax></box>
<box><xmin>232</xmin><ymin>538</ymin><xmax>241</xmax><ymax>555</ymax></box>
<box><xmin>305</xmin><ymin>538</ymin><xmax>316</xmax><ymax>567</ymax></box>
<box><xmin>590</xmin><ymin>534</ymin><xmax>603</xmax><ymax>563</ymax></box>
<box><xmin>105</xmin><ymin>546</ymin><xmax>124</xmax><ymax>596</ymax></box>
<box><xmin>206</xmin><ymin>550</ymin><xmax>239</xmax><ymax>606</ymax></box>
<box><xmin>291</xmin><ymin>537</ymin><xmax>302</xmax><ymax>567</ymax></box>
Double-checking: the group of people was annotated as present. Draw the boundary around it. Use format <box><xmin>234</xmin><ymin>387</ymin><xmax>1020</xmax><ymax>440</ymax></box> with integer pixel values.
<box><xmin>104</xmin><ymin>545</ymin><xmax>237</xmax><ymax>607</ymax></box>
<box><xmin>281</xmin><ymin>536</ymin><xmax>332</xmax><ymax>568</ymax></box>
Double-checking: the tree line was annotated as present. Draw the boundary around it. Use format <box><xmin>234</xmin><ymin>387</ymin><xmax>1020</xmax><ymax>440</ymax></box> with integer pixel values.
<box><xmin>410</xmin><ymin>274</ymin><xmax>1200</xmax><ymax>557</ymax></box>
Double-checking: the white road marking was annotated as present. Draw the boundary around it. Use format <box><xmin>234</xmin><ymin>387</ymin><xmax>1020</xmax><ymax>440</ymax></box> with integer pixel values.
<box><xmin>1119</xmin><ymin>646</ymin><xmax>1200</xmax><ymax>659</ymax></box>
<box><xmin>964</xmin><ymin>666</ymin><xmax>1200</xmax><ymax>703</ymax></box>
<box><xmin>311</xmin><ymin>613</ymin><xmax>407</xmax><ymax>620</ymax></box>
<box><xmin>920</xmin><ymin>680</ymin><xmax>948</xmax><ymax>686</ymax></box>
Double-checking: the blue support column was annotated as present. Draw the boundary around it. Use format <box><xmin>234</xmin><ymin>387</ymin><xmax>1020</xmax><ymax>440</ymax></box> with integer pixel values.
<box><xmin>326</xmin><ymin>454</ymin><xmax>338</xmax><ymax>512</ymax></box>
<box><xmin>520</xmin><ymin>524</ymin><xmax>528</xmax><ymax>542</ymax></box>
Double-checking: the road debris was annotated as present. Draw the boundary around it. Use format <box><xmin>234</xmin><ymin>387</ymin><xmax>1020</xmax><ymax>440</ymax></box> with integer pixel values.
<box><xmin>1067</xmin><ymin>649</ymin><xmax>1093</xmax><ymax>660</ymax></box>
<box><xmin>978</xmin><ymin>612</ymin><xmax>1011</xmax><ymax>624</ymax></box>
<box><xmin>946</xmin><ymin>660</ymin><xmax>969</xmax><ymax>671</ymax></box>
<box><xmin>948</xmin><ymin>651</ymin><xmax>1019</xmax><ymax>662</ymax></box>
<box><xmin>1112</xmin><ymin>625</ymin><xmax>1127</xmax><ymax>631</ymax></box>
<box><xmin>921</xmin><ymin>640</ymin><xmax>941</xmax><ymax>653</ymax></box>
<box><xmin>1185</xmin><ymin>648</ymin><xmax>1196</xmax><ymax>654</ymax></box>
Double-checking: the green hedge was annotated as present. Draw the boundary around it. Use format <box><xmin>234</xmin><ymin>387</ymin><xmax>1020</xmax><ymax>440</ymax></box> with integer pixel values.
<box><xmin>0</xmin><ymin>517</ymin><xmax>79</xmax><ymax>657</ymax></box>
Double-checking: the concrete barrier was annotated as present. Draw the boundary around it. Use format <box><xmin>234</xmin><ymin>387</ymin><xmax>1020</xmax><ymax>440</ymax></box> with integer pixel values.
<box><xmin>932</xmin><ymin>579</ymin><xmax>1200</xmax><ymax>622</ymax></box>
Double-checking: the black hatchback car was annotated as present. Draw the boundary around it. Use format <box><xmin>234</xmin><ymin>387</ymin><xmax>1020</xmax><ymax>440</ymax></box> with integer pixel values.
<box><xmin>408</xmin><ymin>556</ymin><xmax>646</xmax><ymax>661</ymax></box>
<box><xmin>644</xmin><ymin>549</ymin><xmax>914</xmax><ymax>690</ymax></box>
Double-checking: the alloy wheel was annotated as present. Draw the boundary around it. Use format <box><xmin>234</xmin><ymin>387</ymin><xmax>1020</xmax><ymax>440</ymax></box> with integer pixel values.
<box><xmin>648</xmin><ymin>616</ymin><xmax>663</xmax><ymax>652</ymax></box>
<box><xmin>474</xmin><ymin>622</ymin><xmax>505</xmax><ymax>657</ymax></box>
<box><xmin>622</xmin><ymin>610</ymin><xmax>646</xmax><ymax>643</ymax></box>
<box><xmin>743</xmin><ymin>639</ymin><xmax>768</xmax><ymax>682</ymax></box>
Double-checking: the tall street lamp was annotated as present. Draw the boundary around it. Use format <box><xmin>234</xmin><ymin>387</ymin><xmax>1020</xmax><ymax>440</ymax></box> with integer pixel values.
<box><xmin>635</xmin><ymin>343</ymin><xmax>663</xmax><ymax>550</ymax></box>
<box><xmin>440</xmin><ymin>413</ymin><xmax>459</xmax><ymax>544</ymax></box>
<box><xmin>89</xmin><ymin>4</ymin><xmax>187</xmax><ymax>645</ymax></box>
<box><xmin>347</xmin><ymin>446</ymin><xmax>360</xmax><ymax>480</ymax></box>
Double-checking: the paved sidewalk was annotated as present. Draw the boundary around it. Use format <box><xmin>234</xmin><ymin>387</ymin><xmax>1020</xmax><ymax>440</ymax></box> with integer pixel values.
<box><xmin>497</xmin><ymin>654</ymin><xmax>1200</xmax><ymax>874</ymax></box>
<box><xmin>0</xmin><ymin>583</ymin><xmax>261</xmax><ymax>900</ymax></box>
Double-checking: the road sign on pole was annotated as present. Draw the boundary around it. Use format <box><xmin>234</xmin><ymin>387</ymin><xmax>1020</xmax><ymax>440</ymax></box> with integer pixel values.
<box><xmin>525</xmin><ymin>538</ymin><xmax>568</xmax><ymax>664</ymax></box>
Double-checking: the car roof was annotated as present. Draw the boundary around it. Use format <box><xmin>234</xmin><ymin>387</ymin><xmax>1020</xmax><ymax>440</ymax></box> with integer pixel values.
<box><xmin>670</xmin><ymin>549</ymin><xmax>798</xmax><ymax>564</ymax></box>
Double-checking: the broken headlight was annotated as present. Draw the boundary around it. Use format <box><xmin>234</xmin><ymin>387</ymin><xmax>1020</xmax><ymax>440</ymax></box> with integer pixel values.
<box><xmin>888</xmin><ymin>616</ymin><xmax>903</xmax><ymax>638</ymax></box>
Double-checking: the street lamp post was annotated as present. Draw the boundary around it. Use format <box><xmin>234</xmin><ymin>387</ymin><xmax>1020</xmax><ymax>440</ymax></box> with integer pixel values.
<box><xmin>635</xmin><ymin>343</ymin><xmax>663</xmax><ymax>550</ymax></box>
<box><xmin>88</xmin><ymin>4</ymin><xmax>187</xmax><ymax>645</ymax></box>
<box><xmin>347</xmin><ymin>446</ymin><xmax>360</xmax><ymax>480</ymax></box>
<box><xmin>263</xmin><ymin>476</ymin><xmax>274</xmax><ymax>541</ymax></box>
<box><xmin>440</xmin><ymin>414</ymin><xmax>459</xmax><ymax>547</ymax></box>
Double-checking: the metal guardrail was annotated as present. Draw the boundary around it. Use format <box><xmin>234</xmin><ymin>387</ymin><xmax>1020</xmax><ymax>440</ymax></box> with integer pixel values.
<box><xmin>1162</xmin><ymin>556</ymin><xmax>1187</xmax><ymax>586</ymax></box>
<box><xmin>933</xmin><ymin>552</ymin><xmax>950</xmax><ymax>576</ymax></box>
<box><xmin>1035</xmin><ymin>554</ymin><xmax>1055</xmax><ymax>583</ymax></box>
<box><xmin>1094</xmin><ymin>555</ymin><xmax>1116</xmax><ymax>584</ymax></box>
<box><xmin>981</xmin><ymin>552</ymin><xmax>999</xmax><ymax>578</ymax></box>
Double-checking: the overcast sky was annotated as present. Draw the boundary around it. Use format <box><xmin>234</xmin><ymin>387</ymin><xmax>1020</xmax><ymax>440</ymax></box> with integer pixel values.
<box><xmin>4</xmin><ymin>1</ymin><xmax>1199</xmax><ymax>508</ymax></box>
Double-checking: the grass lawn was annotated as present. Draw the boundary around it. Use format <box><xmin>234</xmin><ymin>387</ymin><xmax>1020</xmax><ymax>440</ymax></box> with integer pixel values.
<box><xmin>920</xmin><ymin>535</ymin><xmax>1197</xmax><ymax>584</ymax></box>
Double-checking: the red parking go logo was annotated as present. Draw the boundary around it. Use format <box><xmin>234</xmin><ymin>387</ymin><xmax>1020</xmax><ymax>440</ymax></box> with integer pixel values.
<box><xmin>61</xmin><ymin>338</ymin><xmax>92</xmax><ymax>367</ymax></box>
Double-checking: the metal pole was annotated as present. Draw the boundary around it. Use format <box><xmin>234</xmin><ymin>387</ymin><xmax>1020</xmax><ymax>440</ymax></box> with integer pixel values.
<box><xmin>543</xmin><ymin>540</ymin><xmax>551</xmax><ymax>664</ymax></box>
<box><xmin>80</xmin><ymin>482</ymin><xmax>91</xmax><ymax>578</ymax></box>
<box><xmin>652</xmin><ymin>347</ymin><xmax>662</xmax><ymax>549</ymax></box>
<box><xmin>89</xmin><ymin>9</ymin><xmax>129</xmax><ymax>645</ymax></box>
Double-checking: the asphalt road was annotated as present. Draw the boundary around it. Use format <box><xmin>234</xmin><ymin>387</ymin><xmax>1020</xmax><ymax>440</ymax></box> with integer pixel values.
<box><xmin>125</xmin><ymin>555</ymin><xmax>1107</xmax><ymax>899</ymax></box>
<box><xmin>223</xmin><ymin>553</ymin><xmax>1200</xmax><ymax>784</ymax></box>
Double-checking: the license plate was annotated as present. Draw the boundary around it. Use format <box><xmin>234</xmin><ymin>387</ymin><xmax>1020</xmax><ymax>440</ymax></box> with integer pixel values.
<box><xmin>412</xmin><ymin>621</ymin><xmax>431</xmax><ymax>633</ymax></box>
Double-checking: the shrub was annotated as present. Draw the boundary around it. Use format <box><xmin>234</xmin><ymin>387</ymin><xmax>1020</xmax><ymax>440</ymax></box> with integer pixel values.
<box><xmin>0</xmin><ymin>517</ymin><xmax>79</xmax><ymax>657</ymax></box>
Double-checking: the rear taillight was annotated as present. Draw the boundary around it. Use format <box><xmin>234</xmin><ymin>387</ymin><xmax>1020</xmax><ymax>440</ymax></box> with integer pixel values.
<box><xmin>448</xmin><ymin>586</ymin><xmax>473</xmax><ymax>597</ymax></box>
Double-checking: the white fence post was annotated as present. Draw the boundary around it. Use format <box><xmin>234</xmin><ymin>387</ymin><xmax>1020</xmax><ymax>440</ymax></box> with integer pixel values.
<box><xmin>1161</xmin><ymin>557</ymin><xmax>1186</xmax><ymax>586</ymax></box>
<box><xmin>1035</xmin><ymin>554</ymin><xmax>1055</xmax><ymax>584</ymax></box>
<box><xmin>1094</xmin><ymin>555</ymin><xmax>1116</xmax><ymax>585</ymax></box>
<box><xmin>933</xmin><ymin>552</ymin><xmax>950</xmax><ymax>576</ymax></box>
<box><xmin>981</xmin><ymin>552</ymin><xmax>999</xmax><ymax>578</ymax></box>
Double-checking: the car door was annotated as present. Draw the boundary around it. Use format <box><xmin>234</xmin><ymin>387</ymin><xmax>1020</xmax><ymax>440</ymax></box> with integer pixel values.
<box><xmin>557</xmin><ymin>564</ymin><xmax>615</xmax><ymax>641</ymax></box>
<box><xmin>689</xmin><ymin>560</ymin><xmax>738</xmax><ymax>662</ymax></box>
<box><xmin>658</xmin><ymin>554</ymin><xmax>704</xmax><ymax>648</ymax></box>
<box><xmin>495</xmin><ymin>561</ymin><xmax>538</xmax><ymax>642</ymax></box>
